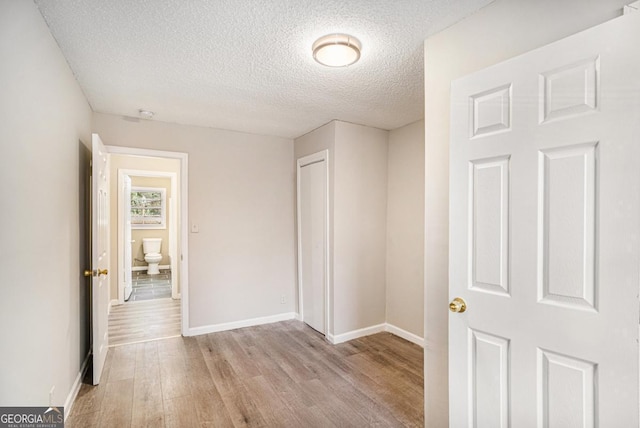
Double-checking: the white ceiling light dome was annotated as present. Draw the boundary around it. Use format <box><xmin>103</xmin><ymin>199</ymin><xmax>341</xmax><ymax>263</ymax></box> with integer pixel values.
<box><xmin>312</xmin><ymin>34</ymin><xmax>361</xmax><ymax>67</ymax></box>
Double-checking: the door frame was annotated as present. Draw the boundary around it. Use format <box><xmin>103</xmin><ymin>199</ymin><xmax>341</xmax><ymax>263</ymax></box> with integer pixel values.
<box><xmin>107</xmin><ymin>145</ymin><xmax>190</xmax><ymax>335</ymax></box>
<box><xmin>121</xmin><ymin>173</ymin><xmax>133</xmax><ymax>301</ymax></box>
<box><xmin>117</xmin><ymin>168</ymin><xmax>179</xmax><ymax>304</ymax></box>
<box><xmin>296</xmin><ymin>150</ymin><xmax>331</xmax><ymax>337</ymax></box>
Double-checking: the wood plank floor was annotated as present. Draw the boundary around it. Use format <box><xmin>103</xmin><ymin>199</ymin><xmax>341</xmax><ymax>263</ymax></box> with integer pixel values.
<box><xmin>70</xmin><ymin>320</ymin><xmax>424</xmax><ymax>427</ymax></box>
<box><xmin>109</xmin><ymin>298</ymin><xmax>181</xmax><ymax>346</ymax></box>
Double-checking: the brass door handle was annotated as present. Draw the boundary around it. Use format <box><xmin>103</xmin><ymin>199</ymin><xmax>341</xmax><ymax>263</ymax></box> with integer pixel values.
<box><xmin>84</xmin><ymin>269</ymin><xmax>108</xmax><ymax>277</ymax></box>
<box><xmin>449</xmin><ymin>297</ymin><xmax>467</xmax><ymax>313</ymax></box>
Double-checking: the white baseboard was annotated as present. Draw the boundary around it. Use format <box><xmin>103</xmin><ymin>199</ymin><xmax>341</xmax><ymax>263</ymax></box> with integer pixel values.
<box><xmin>327</xmin><ymin>323</ymin><xmax>424</xmax><ymax>347</ymax></box>
<box><xmin>183</xmin><ymin>313</ymin><xmax>424</xmax><ymax>348</ymax></box>
<box><xmin>64</xmin><ymin>351</ymin><xmax>90</xmax><ymax>420</ymax></box>
<box><xmin>385</xmin><ymin>323</ymin><xmax>424</xmax><ymax>347</ymax></box>
<box><xmin>185</xmin><ymin>312</ymin><xmax>297</xmax><ymax>337</ymax></box>
<box><xmin>328</xmin><ymin>323</ymin><xmax>386</xmax><ymax>344</ymax></box>
<box><xmin>132</xmin><ymin>264</ymin><xmax>171</xmax><ymax>272</ymax></box>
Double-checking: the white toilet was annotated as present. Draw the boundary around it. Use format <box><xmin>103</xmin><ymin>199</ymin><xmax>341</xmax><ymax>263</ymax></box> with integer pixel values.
<box><xmin>142</xmin><ymin>238</ymin><xmax>162</xmax><ymax>275</ymax></box>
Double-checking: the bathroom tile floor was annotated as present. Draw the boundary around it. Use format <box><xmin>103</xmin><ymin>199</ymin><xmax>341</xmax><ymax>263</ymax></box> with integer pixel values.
<box><xmin>128</xmin><ymin>270</ymin><xmax>171</xmax><ymax>301</ymax></box>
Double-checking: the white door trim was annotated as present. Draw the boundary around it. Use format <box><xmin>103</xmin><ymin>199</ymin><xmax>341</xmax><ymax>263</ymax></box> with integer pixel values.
<box><xmin>296</xmin><ymin>150</ymin><xmax>331</xmax><ymax>337</ymax></box>
<box><xmin>107</xmin><ymin>145</ymin><xmax>190</xmax><ymax>335</ymax></box>
<box><xmin>117</xmin><ymin>168</ymin><xmax>178</xmax><ymax>304</ymax></box>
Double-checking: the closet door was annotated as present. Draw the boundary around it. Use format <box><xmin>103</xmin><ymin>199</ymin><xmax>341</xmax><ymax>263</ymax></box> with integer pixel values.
<box><xmin>298</xmin><ymin>152</ymin><xmax>328</xmax><ymax>334</ymax></box>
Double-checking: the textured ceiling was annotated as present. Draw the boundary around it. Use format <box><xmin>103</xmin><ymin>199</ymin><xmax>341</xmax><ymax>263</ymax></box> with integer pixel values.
<box><xmin>35</xmin><ymin>0</ymin><xmax>492</xmax><ymax>139</ymax></box>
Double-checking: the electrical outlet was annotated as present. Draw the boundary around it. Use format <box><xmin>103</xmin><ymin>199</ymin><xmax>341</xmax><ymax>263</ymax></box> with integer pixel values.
<box><xmin>191</xmin><ymin>223</ymin><xmax>199</xmax><ymax>233</ymax></box>
<box><xmin>280</xmin><ymin>295</ymin><xmax>286</xmax><ymax>304</ymax></box>
<box><xmin>49</xmin><ymin>386</ymin><xmax>55</xmax><ymax>406</ymax></box>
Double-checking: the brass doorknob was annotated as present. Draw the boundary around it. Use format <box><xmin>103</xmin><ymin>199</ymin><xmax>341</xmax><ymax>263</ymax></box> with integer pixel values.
<box><xmin>449</xmin><ymin>297</ymin><xmax>467</xmax><ymax>313</ymax></box>
<box><xmin>84</xmin><ymin>269</ymin><xmax>108</xmax><ymax>277</ymax></box>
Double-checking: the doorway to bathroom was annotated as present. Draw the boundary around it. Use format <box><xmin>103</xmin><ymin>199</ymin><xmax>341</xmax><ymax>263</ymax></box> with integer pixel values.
<box><xmin>106</xmin><ymin>149</ymin><xmax>187</xmax><ymax>346</ymax></box>
<box><xmin>117</xmin><ymin>169</ymin><xmax>179</xmax><ymax>303</ymax></box>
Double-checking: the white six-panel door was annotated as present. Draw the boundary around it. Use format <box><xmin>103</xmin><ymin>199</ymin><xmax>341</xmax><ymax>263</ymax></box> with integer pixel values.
<box><xmin>449</xmin><ymin>12</ymin><xmax>640</xmax><ymax>427</ymax></box>
<box><xmin>91</xmin><ymin>134</ymin><xmax>110</xmax><ymax>385</ymax></box>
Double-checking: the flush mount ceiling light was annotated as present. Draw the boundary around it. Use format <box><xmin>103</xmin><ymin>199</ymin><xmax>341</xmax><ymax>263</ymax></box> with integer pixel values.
<box><xmin>312</xmin><ymin>34</ymin><xmax>361</xmax><ymax>67</ymax></box>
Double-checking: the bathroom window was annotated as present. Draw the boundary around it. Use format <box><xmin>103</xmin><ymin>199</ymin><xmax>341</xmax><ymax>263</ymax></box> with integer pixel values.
<box><xmin>131</xmin><ymin>187</ymin><xmax>166</xmax><ymax>229</ymax></box>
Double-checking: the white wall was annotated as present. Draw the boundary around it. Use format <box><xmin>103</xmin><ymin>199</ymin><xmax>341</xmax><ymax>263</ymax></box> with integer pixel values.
<box><xmin>0</xmin><ymin>0</ymin><xmax>92</xmax><ymax>407</ymax></box>
<box><xmin>386</xmin><ymin>120</ymin><xmax>424</xmax><ymax>338</ymax></box>
<box><xmin>93</xmin><ymin>113</ymin><xmax>296</xmax><ymax>330</ymax></box>
<box><xmin>423</xmin><ymin>0</ymin><xmax>631</xmax><ymax>425</ymax></box>
<box><xmin>333</xmin><ymin>121</ymin><xmax>388</xmax><ymax>335</ymax></box>
<box><xmin>294</xmin><ymin>121</ymin><xmax>335</xmax><ymax>159</ymax></box>
<box><xmin>294</xmin><ymin>121</ymin><xmax>390</xmax><ymax>338</ymax></box>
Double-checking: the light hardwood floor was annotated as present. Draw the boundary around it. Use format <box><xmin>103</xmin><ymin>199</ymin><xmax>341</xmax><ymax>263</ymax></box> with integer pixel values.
<box><xmin>109</xmin><ymin>298</ymin><xmax>181</xmax><ymax>346</ymax></box>
<box><xmin>69</xmin><ymin>320</ymin><xmax>424</xmax><ymax>427</ymax></box>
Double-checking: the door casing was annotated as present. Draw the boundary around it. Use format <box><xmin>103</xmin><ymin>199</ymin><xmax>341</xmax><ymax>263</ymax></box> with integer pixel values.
<box><xmin>107</xmin><ymin>145</ymin><xmax>189</xmax><ymax>335</ymax></box>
